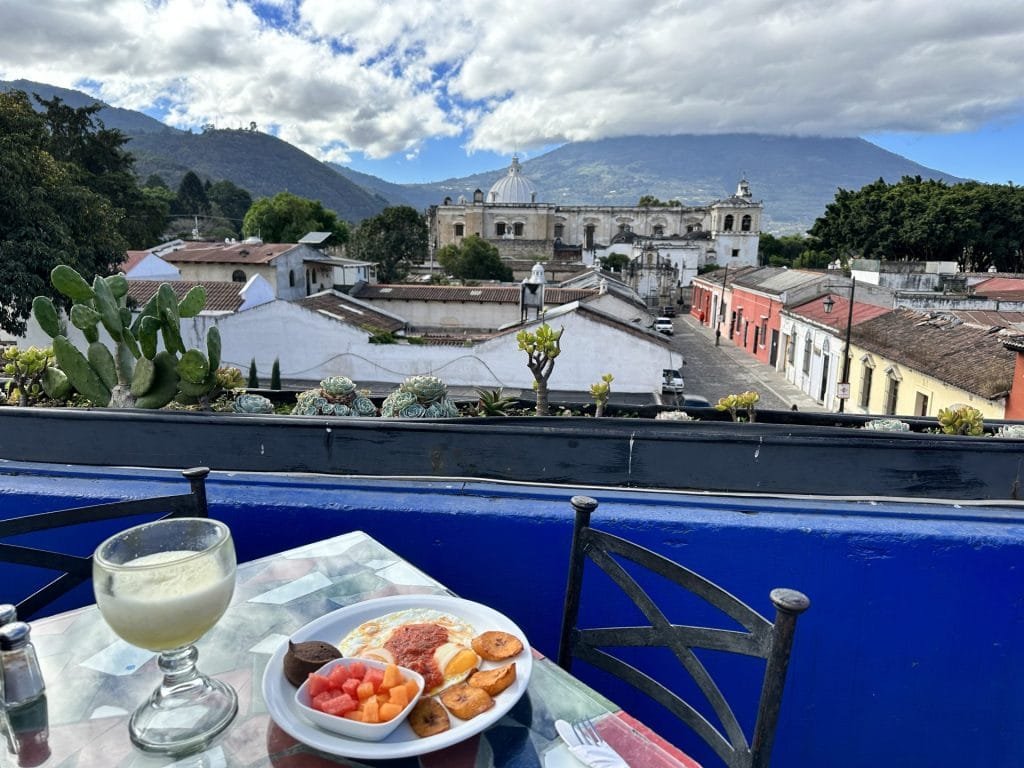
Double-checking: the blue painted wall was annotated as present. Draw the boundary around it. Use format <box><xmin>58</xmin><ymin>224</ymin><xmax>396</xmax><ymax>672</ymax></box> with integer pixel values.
<box><xmin>2</xmin><ymin>462</ymin><xmax>1022</xmax><ymax>768</ymax></box>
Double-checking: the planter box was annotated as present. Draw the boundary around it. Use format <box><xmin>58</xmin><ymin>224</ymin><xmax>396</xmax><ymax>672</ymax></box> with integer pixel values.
<box><xmin>1</xmin><ymin>405</ymin><xmax>1022</xmax><ymax>499</ymax></box>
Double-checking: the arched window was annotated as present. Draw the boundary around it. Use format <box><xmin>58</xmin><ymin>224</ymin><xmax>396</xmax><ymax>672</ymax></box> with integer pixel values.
<box><xmin>496</xmin><ymin>222</ymin><xmax>506</xmax><ymax>236</ymax></box>
<box><xmin>232</xmin><ymin>270</ymin><xmax>246</xmax><ymax>283</ymax></box>
<box><xmin>554</xmin><ymin>223</ymin><xmax>564</xmax><ymax>239</ymax></box>
<box><xmin>859</xmin><ymin>356</ymin><xmax>875</xmax><ymax>408</ymax></box>
<box><xmin>653</xmin><ymin>225</ymin><xmax>664</xmax><ymax>236</ymax></box>
<box><xmin>741</xmin><ymin>215</ymin><xmax>752</xmax><ymax>232</ymax></box>
<box><xmin>513</xmin><ymin>222</ymin><xmax>524</xmax><ymax>236</ymax></box>
<box><xmin>289</xmin><ymin>269</ymin><xmax>295</xmax><ymax>287</ymax></box>
<box><xmin>723</xmin><ymin>214</ymin><xmax>734</xmax><ymax>232</ymax></box>
<box><xmin>802</xmin><ymin>335</ymin><xmax>812</xmax><ymax>374</ymax></box>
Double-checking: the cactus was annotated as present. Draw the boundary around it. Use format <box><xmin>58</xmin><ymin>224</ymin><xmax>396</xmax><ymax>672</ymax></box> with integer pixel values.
<box><xmin>30</xmin><ymin>265</ymin><xmax>219</xmax><ymax>409</ymax></box>
<box><xmin>292</xmin><ymin>376</ymin><xmax>377</xmax><ymax>417</ymax></box>
<box><xmin>233</xmin><ymin>393</ymin><xmax>275</xmax><ymax>414</ymax></box>
<box><xmin>380</xmin><ymin>375</ymin><xmax>460</xmax><ymax>418</ymax></box>
<box><xmin>936</xmin><ymin>404</ymin><xmax>985</xmax><ymax>436</ymax></box>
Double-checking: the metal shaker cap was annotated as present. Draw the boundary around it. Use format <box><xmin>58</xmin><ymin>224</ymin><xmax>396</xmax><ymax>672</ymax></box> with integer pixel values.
<box><xmin>0</xmin><ymin>603</ymin><xmax>16</xmax><ymax>626</ymax></box>
<box><xmin>0</xmin><ymin>621</ymin><xmax>31</xmax><ymax>650</ymax></box>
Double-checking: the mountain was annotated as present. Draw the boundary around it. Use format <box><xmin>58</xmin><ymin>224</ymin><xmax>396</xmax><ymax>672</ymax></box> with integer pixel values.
<box><xmin>4</xmin><ymin>79</ymin><xmax>964</xmax><ymax>232</ymax></box>
<box><xmin>372</xmin><ymin>134</ymin><xmax>965</xmax><ymax>233</ymax></box>
<box><xmin>1</xmin><ymin>79</ymin><xmax>388</xmax><ymax>224</ymax></box>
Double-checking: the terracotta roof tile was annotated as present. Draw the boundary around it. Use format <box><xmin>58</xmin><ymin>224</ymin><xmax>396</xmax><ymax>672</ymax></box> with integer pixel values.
<box><xmin>852</xmin><ymin>309</ymin><xmax>1018</xmax><ymax>399</ymax></box>
<box><xmin>295</xmin><ymin>292</ymin><xmax>406</xmax><ymax>333</ymax></box>
<box><xmin>127</xmin><ymin>241</ymin><xmax>298</xmax><ymax>266</ymax></box>
<box><xmin>350</xmin><ymin>284</ymin><xmax>595</xmax><ymax>305</ymax></box>
<box><xmin>127</xmin><ymin>280</ymin><xmax>243</xmax><ymax>313</ymax></box>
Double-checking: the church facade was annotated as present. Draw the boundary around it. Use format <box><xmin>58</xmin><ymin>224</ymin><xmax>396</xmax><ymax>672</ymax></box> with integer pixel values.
<box><xmin>427</xmin><ymin>157</ymin><xmax>764</xmax><ymax>285</ymax></box>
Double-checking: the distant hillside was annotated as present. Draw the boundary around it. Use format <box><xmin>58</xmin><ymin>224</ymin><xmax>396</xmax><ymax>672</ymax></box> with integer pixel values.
<box><xmin>1</xmin><ymin>79</ymin><xmax>388</xmax><ymax>225</ymax></box>
<box><xmin>125</xmin><ymin>129</ymin><xmax>389</xmax><ymax>223</ymax></box>
<box><xmin>3</xmin><ymin>79</ymin><xmax>965</xmax><ymax>232</ymax></box>
<box><xmin>1</xmin><ymin>78</ymin><xmax>176</xmax><ymax>135</ymax></box>
<box><xmin>390</xmin><ymin>134</ymin><xmax>965</xmax><ymax>234</ymax></box>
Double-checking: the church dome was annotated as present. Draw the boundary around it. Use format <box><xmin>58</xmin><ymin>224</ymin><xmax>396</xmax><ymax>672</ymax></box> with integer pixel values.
<box><xmin>487</xmin><ymin>156</ymin><xmax>537</xmax><ymax>204</ymax></box>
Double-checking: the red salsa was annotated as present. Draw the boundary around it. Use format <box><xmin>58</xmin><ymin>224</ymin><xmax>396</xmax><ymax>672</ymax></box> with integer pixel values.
<box><xmin>384</xmin><ymin>623</ymin><xmax>448</xmax><ymax>692</ymax></box>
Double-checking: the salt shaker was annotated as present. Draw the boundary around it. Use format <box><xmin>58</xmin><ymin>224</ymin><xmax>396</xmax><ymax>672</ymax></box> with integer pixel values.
<box><xmin>0</xmin><ymin>622</ymin><xmax>45</xmax><ymax>707</ymax></box>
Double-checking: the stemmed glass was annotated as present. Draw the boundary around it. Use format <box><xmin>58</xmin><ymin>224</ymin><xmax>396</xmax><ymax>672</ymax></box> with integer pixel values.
<box><xmin>93</xmin><ymin>517</ymin><xmax>238</xmax><ymax>755</ymax></box>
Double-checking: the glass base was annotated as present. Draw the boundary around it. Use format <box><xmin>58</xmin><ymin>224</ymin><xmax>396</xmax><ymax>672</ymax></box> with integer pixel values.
<box><xmin>129</xmin><ymin>648</ymin><xmax>238</xmax><ymax>756</ymax></box>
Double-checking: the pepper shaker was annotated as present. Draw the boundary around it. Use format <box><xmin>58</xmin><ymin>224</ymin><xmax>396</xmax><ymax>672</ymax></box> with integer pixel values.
<box><xmin>0</xmin><ymin>622</ymin><xmax>45</xmax><ymax>707</ymax></box>
<box><xmin>0</xmin><ymin>603</ymin><xmax>18</xmax><ymax>704</ymax></box>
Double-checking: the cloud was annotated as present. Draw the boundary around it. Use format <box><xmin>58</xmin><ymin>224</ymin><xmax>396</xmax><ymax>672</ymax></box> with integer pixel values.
<box><xmin>1</xmin><ymin>0</ymin><xmax>1022</xmax><ymax>161</ymax></box>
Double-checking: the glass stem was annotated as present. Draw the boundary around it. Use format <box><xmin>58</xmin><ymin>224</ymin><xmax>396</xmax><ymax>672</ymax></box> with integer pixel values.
<box><xmin>157</xmin><ymin>645</ymin><xmax>201</xmax><ymax>691</ymax></box>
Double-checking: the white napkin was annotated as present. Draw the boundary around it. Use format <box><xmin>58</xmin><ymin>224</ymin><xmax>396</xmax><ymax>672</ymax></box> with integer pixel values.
<box><xmin>567</xmin><ymin>744</ymin><xmax>630</xmax><ymax>768</ymax></box>
<box><xmin>554</xmin><ymin>719</ymin><xmax>630</xmax><ymax>768</ymax></box>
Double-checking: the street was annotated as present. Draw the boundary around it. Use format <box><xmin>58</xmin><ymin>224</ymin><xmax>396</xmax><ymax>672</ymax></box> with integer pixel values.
<box><xmin>664</xmin><ymin>314</ymin><xmax>827</xmax><ymax>412</ymax></box>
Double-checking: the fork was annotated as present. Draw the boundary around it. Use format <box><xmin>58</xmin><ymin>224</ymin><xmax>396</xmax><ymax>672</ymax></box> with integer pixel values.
<box><xmin>571</xmin><ymin>717</ymin><xmax>606</xmax><ymax>747</ymax></box>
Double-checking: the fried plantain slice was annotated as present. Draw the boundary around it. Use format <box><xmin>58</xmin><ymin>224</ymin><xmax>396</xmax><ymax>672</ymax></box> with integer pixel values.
<box><xmin>439</xmin><ymin>683</ymin><xmax>494</xmax><ymax>720</ymax></box>
<box><xmin>408</xmin><ymin>697</ymin><xmax>451</xmax><ymax>737</ymax></box>
<box><xmin>471</xmin><ymin>630</ymin><xmax>524</xmax><ymax>661</ymax></box>
<box><xmin>468</xmin><ymin>662</ymin><xmax>516</xmax><ymax>696</ymax></box>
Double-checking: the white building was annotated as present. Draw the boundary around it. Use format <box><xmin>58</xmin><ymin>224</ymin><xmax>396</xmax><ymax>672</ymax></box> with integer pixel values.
<box><xmin>429</xmin><ymin>159</ymin><xmax>763</xmax><ymax>285</ymax></box>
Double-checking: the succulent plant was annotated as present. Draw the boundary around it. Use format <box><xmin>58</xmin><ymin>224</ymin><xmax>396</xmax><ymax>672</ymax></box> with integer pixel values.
<box><xmin>291</xmin><ymin>376</ymin><xmax>376</xmax><ymax>417</ymax></box>
<box><xmin>2</xmin><ymin>346</ymin><xmax>69</xmax><ymax>406</ymax></box>
<box><xmin>380</xmin><ymin>375</ymin><xmax>459</xmax><ymax>418</ymax></box>
<box><xmin>30</xmin><ymin>265</ymin><xmax>219</xmax><ymax>408</ymax></box>
<box><xmin>232</xmin><ymin>393</ymin><xmax>275</xmax><ymax>414</ymax></box>
<box><xmin>655</xmin><ymin>409</ymin><xmax>694</xmax><ymax>421</ymax></box>
<box><xmin>936</xmin><ymin>404</ymin><xmax>985</xmax><ymax>436</ymax></box>
<box><xmin>714</xmin><ymin>391</ymin><xmax>760</xmax><ymax>422</ymax></box>
<box><xmin>863</xmin><ymin>418</ymin><xmax>910</xmax><ymax>432</ymax></box>
<box><xmin>993</xmin><ymin>424</ymin><xmax>1024</xmax><ymax>439</ymax></box>
<box><xmin>474</xmin><ymin>387</ymin><xmax>517</xmax><ymax>417</ymax></box>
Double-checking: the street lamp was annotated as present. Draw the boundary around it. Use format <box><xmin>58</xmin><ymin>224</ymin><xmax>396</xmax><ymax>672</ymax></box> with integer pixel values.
<box><xmin>822</xmin><ymin>277</ymin><xmax>856</xmax><ymax>413</ymax></box>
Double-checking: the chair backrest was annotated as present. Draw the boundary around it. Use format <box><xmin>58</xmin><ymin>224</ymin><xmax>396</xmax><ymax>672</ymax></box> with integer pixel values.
<box><xmin>557</xmin><ymin>495</ymin><xmax>809</xmax><ymax>768</ymax></box>
<box><xmin>0</xmin><ymin>467</ymin><xmax>211</xmax><ymax>621</ymax></box>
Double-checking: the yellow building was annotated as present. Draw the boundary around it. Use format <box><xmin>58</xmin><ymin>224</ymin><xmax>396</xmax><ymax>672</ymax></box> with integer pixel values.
<box><xmin>846</xmin><ymin>309</ymin><xmax>1015</xmax><ymax>419</ymax></box>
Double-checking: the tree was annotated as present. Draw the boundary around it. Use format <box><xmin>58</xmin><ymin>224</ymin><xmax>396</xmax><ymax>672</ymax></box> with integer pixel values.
<box><xmin>248</xmin><ymin>358</ymin><xmax>259</xmax><ymax>389</ymax></box>
<box><xmin>758</xmin><ymin>233</ymin><xmax>810</xmax><ymax>267</ymax></box>
<box><xmin>0</xmin><ymin>90</ymin><xmax>127</xmax><ymax>335</ymax></box>
<box><xmin>347</xmin><ymin>206</ymin><xmax>428</xmax><ymax>283</ymax></box>
<box><xmin>36</xmin><ymin>95</ymin><xmax>166</xmax><ymax>249</ymax></box>
<box><xmin>436</xmin><ymin>235</ymin><xmax>513</xmax><ymax>281</ymax></box>
<box><xmin>270</xmin><ymin>358</ymin><xmax>281</xmax><ymax>390</ymax></box>
<box><xmin>599</xmin><ymin>253</ymin><xmax>630</xmax><ymax>273</ymax></box>
<box><xmin>638</xmin><ymin>195</ymin><xmax>682</xmax><ymax>207</ymax></box>
<box><xmin>207</xmin><ymin>180</ymin><xmax>253</xmax><ymax>234</ymax></box>
<box><xmin>517</xmin><ymin>323</ymin><xmax>563</xmax><ymax>416</ymax></box>
<box><xmin>242</xmin><ymin>192</ymin><xmax>349</xmax><ymax>245</ymax></box>
<box><xmin>174</xmin><ymin>171</ymin><xmax>211</xmax><ymax>218</ymax></box>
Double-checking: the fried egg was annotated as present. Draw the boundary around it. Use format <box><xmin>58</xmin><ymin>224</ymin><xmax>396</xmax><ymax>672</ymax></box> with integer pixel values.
<box><xmin>338</xmin><ymin>608</ymin><xmax>480</xmax><ymax>695</ymax></box>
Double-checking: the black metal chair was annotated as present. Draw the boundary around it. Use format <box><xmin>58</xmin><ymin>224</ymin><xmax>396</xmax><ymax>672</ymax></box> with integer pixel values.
<box><xmin>0</xmin><ymin>467</ymin><xmax>211</xmax><ymax>621</ymax></box>
<box><xmin>557</xmin><ymin>495</ymin><xmax>810</xmax><ymax>768</ymax></box>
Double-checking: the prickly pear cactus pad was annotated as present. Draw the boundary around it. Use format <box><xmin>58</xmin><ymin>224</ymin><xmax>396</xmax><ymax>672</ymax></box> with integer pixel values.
<box><xmin>291</xmin><ymin>376</ymin><xmax>376</xmax><ymax>417</ymax></box>
<box><xmin>380</xmin><ymin>375</ymin><xmax>460</xmax><ymax>418</ymax></box>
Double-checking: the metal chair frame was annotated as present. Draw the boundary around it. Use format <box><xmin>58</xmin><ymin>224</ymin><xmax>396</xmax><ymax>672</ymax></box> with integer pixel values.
<box><xmin>557</xmin><ymin>495</ymin><xmax>810</xmax><ymax>768</ymax></box>
<box><xmin>0</xmin><ymin>467</ymin><xmax>210</xmax><ymax>620</ymax></box>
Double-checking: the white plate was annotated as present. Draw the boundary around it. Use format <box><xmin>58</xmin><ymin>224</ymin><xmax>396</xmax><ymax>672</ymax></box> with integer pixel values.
<box><xmin>261</xmin><ymin>594</ymin><xmax>533</xmax><ymax>760</ymax></box>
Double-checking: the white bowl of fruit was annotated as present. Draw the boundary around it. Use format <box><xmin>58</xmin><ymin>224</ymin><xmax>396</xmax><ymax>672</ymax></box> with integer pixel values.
<box><xmin>294</xmin><ymin>657</ymin><xmax>424</xmax><ymax>741</ymax></box>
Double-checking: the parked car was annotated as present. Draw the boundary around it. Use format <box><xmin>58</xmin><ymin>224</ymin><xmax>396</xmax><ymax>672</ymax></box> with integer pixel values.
<box><xmin>661</xmin><ymin>368</ymin><xmax>685</xmax><ymax>394</ymax></box>
<box><xmin>654</xmin><ymin>317</ymin><xmax>674</xmax><ymax>335</ymax></box>
<box><xmin>661</xmin><ymin>305</ymin><xmax>677</xmax><ymax>317</ymax></box>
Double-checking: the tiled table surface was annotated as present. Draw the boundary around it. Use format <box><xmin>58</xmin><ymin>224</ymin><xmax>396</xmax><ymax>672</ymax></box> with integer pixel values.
<box><xmin>1</xmin><ymin>531</ymin><xmax>699</xmax><ymax>768</ymax></box>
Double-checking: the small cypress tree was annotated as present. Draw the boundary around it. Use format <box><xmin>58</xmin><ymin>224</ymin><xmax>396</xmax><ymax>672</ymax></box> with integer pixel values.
<box><xmin>270</xmin><ymin>358</ymin><xmax>281</xmax><ymax>390</ymax></box>
<box><xmin>247</xmin><ymin>358</ymin><xmax>259</xmax><ymax>388</ymax></box>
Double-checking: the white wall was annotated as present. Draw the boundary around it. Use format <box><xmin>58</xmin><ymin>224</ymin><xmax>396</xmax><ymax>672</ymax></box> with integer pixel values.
<box><xmin>194</xmin><ymin>302</ymin><xmax>679</xmax><ymax>394</ymax></box>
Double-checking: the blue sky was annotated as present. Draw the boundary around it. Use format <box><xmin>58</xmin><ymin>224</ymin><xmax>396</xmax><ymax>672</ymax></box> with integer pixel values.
<box><xmin>2</xmin><ymin>1</ymin><xmax>1022</xmax><ymax>187</ymax></box>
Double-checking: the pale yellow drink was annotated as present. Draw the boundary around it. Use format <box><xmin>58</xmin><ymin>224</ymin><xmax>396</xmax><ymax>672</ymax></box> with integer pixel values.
<box><xmin>96</xmin><ymin>550</ymin><xmax>235</xmax><ymax>651</ymax></box>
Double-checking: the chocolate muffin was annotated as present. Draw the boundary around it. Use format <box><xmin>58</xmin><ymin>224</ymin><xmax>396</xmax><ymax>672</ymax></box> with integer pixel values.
<box><xmin>283</xmin><ymin>640</ymin><xmax>342</xmax><ymax>687</ymax></box>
